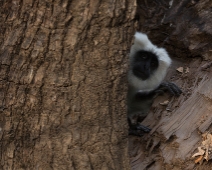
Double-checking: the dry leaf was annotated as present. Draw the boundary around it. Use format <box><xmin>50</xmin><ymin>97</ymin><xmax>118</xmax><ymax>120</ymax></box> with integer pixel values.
<box><xmin>192</xmin><ymin>132</ymin><xmax>212</xmax><ymax>164</ymax></box>
<box><xmin>202</xmin><ymin>134</ymin><xmax>212</xmax><ymax>147</ymax></box>
<box><xmin>176</xmin><ymin>67</ymin><xmax>184</xmax><ymax>73</ymax></box>
<box><xmin>201</xmin><ymin>61</ymin><xmax>212</xmax><ymax>70</ymax></box>
<box><xmin>204</xmin><ymin>148</ymin><xmax>209</xmax><ymax>161</ymax></box>
<box><xmin>160</xmin><ymin>100</ymin><xmax>169</xmax><ymax>106</ymax></box>
<box><xmin>185</xmin><ymin>67</ymin><xmax>189</xmax><ymax>73</ymax></box>
<box><xmin>192</xmin><ymin>147</ymin><xmax>205</xmax><ymax>157</ymax></box>
<box><xmin>208</xmin><ymin>151</ymin><xmax>212</xmax><ymax>160</ymax></box>
<box><xmin>195</xmin><ymin>155</ymin><xmax>203</xmax><ymax>164</ymax></box>
<box><xmin>202</xmin><ymin>133</ymin><xmax>207</xmax><ymax>140</ymax></box>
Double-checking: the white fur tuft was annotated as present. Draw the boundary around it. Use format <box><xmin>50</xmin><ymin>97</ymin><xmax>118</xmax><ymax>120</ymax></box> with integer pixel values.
<box><xmin>128</xmin><ymin>32</ymin><xmax>172</xmax><ymax>91</ymax></box>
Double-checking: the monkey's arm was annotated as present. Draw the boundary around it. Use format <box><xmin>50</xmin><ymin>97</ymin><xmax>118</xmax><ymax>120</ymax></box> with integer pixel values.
<box><xmin>135</xmin><ymin>82</ymin><xmax>182</xmax><ymax>98</ymax></box>
<box><xmin>135</xmin><ymin>82</ymin><xmax>182</xmax><ymax>101</ymax></box>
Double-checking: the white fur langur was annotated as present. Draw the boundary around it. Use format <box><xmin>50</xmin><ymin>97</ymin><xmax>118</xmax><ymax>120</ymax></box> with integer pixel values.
<box><xmin>128</xmin><ymin>32</ymin><xmax>181</xmax><ymax>136</ymax></box>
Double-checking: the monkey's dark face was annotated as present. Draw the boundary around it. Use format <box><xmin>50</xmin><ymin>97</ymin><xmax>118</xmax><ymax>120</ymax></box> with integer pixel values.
<box><xmin>132</xmin><ymin>50</ymin><xmax>159</xmax><ymax>80</ymax></box>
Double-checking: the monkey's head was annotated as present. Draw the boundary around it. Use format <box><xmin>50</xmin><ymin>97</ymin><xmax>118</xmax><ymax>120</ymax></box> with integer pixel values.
<box><xmin>132</xmin><ymin>50</ymin><xmax>159</xmax><ymax>80</ymax></box>
<box><xmin>128</xmin><ymin>32</ymin><xmax>171</xmax><ymax>91</ymax></box>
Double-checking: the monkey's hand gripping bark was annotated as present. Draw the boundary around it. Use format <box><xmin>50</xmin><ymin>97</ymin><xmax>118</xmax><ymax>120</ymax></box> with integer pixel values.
<box><xmin>155</xmin><ymin>82</ymin><xmax>182</xmax><ymax>97</ymax></box>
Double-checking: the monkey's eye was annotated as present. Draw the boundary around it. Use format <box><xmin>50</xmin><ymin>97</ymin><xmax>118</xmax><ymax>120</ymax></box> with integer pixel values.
<box><xmin>141</xmin><ymin>56</ymin><xmax>147</xmax><ymax>59</ymax></box>
<box><xmin>151</xmin><ymin>61</ymin><xmax>156</xmax><ymax>66</ymax></box>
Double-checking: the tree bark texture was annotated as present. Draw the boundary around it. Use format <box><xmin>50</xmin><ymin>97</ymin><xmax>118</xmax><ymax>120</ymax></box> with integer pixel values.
<box><xmin>0</xmin><ymin>0</ymin><xmax>136</xmax><ymax>169</ymax></box>
<box><xmin>129</xmin><ymin>0</ymin><xmax>212</xmax><ymax>170</ymax></box>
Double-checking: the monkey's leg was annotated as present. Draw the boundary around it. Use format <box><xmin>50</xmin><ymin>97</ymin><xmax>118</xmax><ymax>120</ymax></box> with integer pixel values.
<box><xmin>129</xmin><ymin>129</ymin><xmax>145</xmax><ymax>137</ymax></box>
<box><xmin>128</xmin><ymin>119</ymin><xmax>151</xmax><ymax>136</ymax></box>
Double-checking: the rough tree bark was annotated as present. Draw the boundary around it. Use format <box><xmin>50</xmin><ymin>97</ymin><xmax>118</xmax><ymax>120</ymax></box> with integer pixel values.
<box><xmin>0</xmin><ymin>0</ymin><xmax>136</xmax><ymax>169</ymax></box>
<box><xmin>129</xmin><ymin>0</ymin><xmax>212</xmax><ymax>170</ymax></box>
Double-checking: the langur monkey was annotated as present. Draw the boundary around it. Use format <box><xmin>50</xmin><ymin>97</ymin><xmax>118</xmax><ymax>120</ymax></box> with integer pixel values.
<box><xmin>128</xmin><ymin>32</ymin><xmax>182</xmax><ymax>136</ymax></box>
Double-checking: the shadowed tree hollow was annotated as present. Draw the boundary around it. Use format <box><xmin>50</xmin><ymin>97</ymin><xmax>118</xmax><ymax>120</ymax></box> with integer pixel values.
<box><xmin>129</xmin><ymin>0</ymin><xmax>212</xmax><ymax>170</ymax></box>
<box><xmin>0</xmin><ymin>0</ymin><xmax>212</xmax><ymax>170</ymax></box>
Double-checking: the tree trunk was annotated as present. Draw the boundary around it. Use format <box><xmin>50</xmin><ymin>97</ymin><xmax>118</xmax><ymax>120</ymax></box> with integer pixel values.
<box><xmin>129</xmin><ymin>0</ymin><xmax>212</xmax><ymax>170</ymax></box>
<box><xmin>0</xmin><ymin>0</ymin><xmax>136</xmax><ymax>169</ymax></box>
